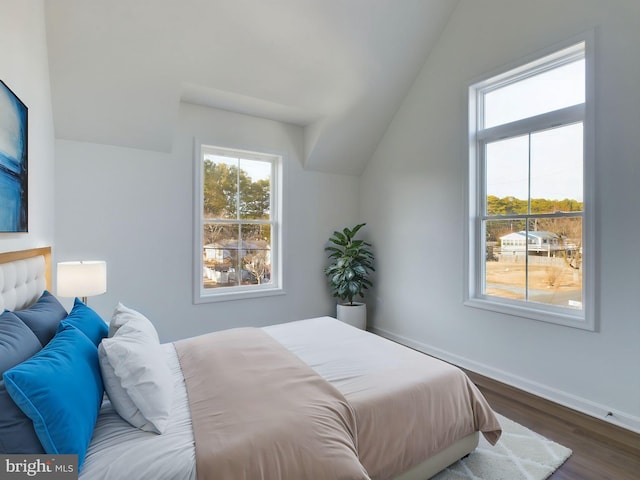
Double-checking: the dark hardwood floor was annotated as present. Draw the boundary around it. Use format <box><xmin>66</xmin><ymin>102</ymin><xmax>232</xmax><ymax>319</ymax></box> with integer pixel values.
<box><xmin>465</xmin><ymin>370</ymin><xmax>640</xmax><ymax>480</ymax></box>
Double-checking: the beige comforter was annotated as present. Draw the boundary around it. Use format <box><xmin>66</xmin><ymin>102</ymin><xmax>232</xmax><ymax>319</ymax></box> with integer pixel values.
<box><xmin>348</xmin><ymin>358</ymin><xmax>501</xmax><ymax>479</ymax></box>
<box><xmin>174</xmin><ymin>328</ymin><xmax>370</xmax><ymax>480</ymax></box>
<box><xmin>263</xmin><ymin>318</ymin><xmax>502</xmax><ymax>480</ymax></box>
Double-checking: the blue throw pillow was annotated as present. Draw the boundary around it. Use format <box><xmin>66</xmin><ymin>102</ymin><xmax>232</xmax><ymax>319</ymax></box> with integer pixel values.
<box><xmin>0</xmin><ymin>311</ymin><xmax>45</xmax><ymax>453</ymax></box>
<box><xmin>13</xmin><ymin>291</ymin><xmax>68</xmax><ymax>347</ymax></box>
<box><xmin>57</xmin><ymin>298</ymin><xmax>108</xmax><ymax>346</ymax></box>
<box><xmin>0</xmin><ymin>311</ymin><xmax>42</xmax><ymax>373</ymax></box>
<box><xmin>0</xmin><ymin>382</ymin><xmax>44</xmax><ymax>453</ymax></box>
<box><xmin>3</xmin><ymin>325</ymin><xmax>104</xmax><ymax>468</ymax></box>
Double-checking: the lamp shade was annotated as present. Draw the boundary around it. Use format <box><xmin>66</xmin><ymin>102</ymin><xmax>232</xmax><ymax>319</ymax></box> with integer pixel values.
<box><xmin>57</xmin><ymin>261</ymin><xmax>107</xmax><ymax>298</ymax></box>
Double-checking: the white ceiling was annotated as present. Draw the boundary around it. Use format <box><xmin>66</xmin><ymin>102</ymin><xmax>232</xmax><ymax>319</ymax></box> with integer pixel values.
<box><xmin>44</xmin><ymin>0</ymin><xmax>458</xmax><ymax>175</ymax></box>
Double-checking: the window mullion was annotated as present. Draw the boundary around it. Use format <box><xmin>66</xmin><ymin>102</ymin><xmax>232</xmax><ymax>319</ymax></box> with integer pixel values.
<box><xmin>203</xmin><ymin>218</ymin><xmax>273</xmax><ymax>225</ymax></box>
<box><xmin>235</xmin><ymin>157</ymin><xmax>241</xmax><ymax>221</ymax></box>
<box><xmin>478</xmin><ymin>140</ymin><xmax>487</xmax><ymax>298</ymax></box>
<box><xmin>526</xmin><ymin>133</ymin><xmax>531</xmax><ymax>302</ymax></box>
<box><xmin>525</xmin><ymin>219</ymin><xmax>529</xmax><ymax>302</ymax></box>
<box><xmin>527</xmin><ymin>132</ymin><xmax>532</xmax><ymax>215</ymax></box>
<box><xmin>478</xmin><ymin>104</ymin><xmax>584</xmax><ymax>143</ymax></box>
<box><xmin>235</xmin><ymin>158</ymin><xmax>241</xmax><ymax>287</ymax></box>
<box><xmin>236</xmin><ymin>223</ymin><xmax>242</xmax><ymax>287</ymax></box>
<box><xmin>482</xmin><ymin>211</ymin><xmax>583</xmax><ymax>221</ymax></box>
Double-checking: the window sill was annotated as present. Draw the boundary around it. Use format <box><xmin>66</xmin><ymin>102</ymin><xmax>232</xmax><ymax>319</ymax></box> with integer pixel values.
<box><xmin>194</xmin><ymin>286</ymin><xmax>285</xmax><ymax>304</ymax></box>
<box><xmin>464</xmin><ymin>297</ymin><xmax>595</xmax><ymax>331</ymax></box>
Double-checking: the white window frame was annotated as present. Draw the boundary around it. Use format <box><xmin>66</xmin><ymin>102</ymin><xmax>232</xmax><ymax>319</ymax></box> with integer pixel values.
<box><xmin>194</xmin><ymin>142</ymin><xmax>284</xmax><ymax>303</ymax></box>
<box><xmin>465</xmin><ymin>33</ymin><xmax>596</xmax><ymax>330</ymax></box>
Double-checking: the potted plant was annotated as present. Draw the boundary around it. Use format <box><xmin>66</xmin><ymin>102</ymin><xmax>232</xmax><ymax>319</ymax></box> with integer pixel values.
<box><xmin>324</xmin><ymin>223</ymin><xmax>374</xmax><ymax>329</ymax></box>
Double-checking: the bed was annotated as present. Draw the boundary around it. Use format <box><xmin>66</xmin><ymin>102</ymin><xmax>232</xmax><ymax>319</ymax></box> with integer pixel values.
<box><xmin>0</xmin><ymin>247</ymin><xmax>501</xmax><ymax>480</ymax></box>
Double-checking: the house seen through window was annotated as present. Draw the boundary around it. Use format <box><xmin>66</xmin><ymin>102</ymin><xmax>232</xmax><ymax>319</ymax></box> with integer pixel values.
<box><xmin>467</xmin><ymin>38</ymin><xmax>594</xmax><ymax>329</ymax></box>
<box><xmin>195</xmin><ymin>145</ymin><xmax>281</xmax><ymax>302</ymax></box>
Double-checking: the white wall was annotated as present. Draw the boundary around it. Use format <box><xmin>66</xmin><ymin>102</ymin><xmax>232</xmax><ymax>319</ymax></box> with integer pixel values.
<box><xmin>55</xmin><ymin>102</ymin><xmax>360</xmax><ymax>341</ymax></box>
<box><xmin>360</xmin><ymin>0</ymin><xmax>640</xmax><ymax>431</ymax></box>
<box><xmin>0</xmin><ymin>0</ymin><xmax>55</xmax><ymax>253</ymax></box>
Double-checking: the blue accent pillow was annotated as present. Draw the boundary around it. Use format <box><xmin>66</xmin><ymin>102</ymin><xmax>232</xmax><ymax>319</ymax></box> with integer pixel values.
<box><xmin>13</xmin><ymin>291</ymin><xmax>68</xmax><ymax>347</ymax></box>
<box><xmin>0</xmin><ymin>382</ymin><xmax>44</xmax><ymax>454</ymax></box>
<box><xmin>0</xmin><ymin>311</ymin><xmax>45</xmax><ymax>453</ymax></box>
<box><xmin>57</xmin><ymin>298</ymin><xmax>108</xmax><ymax>346</ymax></box>
<box><xmin>0</xmin><ymin>311</ymin><xmax>42</xmax><ymax>373</ymax></box>
<box><xmin>3</xmin><ymin>325</ymin><xmax>104</xmax><ymax>468</ymax></box>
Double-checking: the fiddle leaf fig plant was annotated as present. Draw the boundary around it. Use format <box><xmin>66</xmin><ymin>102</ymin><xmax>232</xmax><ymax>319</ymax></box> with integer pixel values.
<box><xmin>324</xmin><ymin>223</ymin><xmax>375</xmax><ymax>305</ymax></box>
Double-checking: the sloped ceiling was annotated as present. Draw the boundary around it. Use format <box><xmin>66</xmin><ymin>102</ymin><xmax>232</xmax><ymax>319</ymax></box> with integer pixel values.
<box><xmin>44</xmin><ymin>0</ymin><xmax>458</xmax><ymax>175</ymax></box>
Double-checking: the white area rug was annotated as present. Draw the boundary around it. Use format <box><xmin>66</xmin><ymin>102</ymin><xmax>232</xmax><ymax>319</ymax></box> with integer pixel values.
<box><xmin>431</xmin><ymin>414</ymin><xmax>572</xmax><ymax>480</ymax></box>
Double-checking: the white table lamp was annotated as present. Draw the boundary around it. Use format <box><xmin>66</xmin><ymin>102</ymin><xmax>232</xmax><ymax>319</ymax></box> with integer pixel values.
<box><xmin>57</xmin><ymin>261</ymin><xmax>107</xmax><ymax>304</ymax></box>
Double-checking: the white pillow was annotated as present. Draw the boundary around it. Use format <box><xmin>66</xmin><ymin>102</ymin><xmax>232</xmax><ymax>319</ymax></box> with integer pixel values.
<box><xmin>108</xmin><ymin>302</ymin><xmax>160</xmax><ymax>340</ymax></box>
<box><xmin>98</xmin><ymin>303</ymin><xmax>173</xmax><ymax>434</ymax></box>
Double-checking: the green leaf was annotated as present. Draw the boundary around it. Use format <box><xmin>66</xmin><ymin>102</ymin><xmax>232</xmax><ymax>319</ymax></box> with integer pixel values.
<box><xmin>353</xmin><ymin>265</ymin><xmax>366</xmax><ymax>276</ymax></box>
<box><xmin>350</xmin><ymin>223</ymin><xmax>365</xmax><ymax>237</ymax></box>
<box><xmin>332</xmin><ymin>231</ymin><xmax>346</xmax><ymax>243</ymax></box>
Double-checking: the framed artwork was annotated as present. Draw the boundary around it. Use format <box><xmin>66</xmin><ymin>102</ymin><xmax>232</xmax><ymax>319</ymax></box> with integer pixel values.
<box><xmin>0</xmin><ymin>79</ymin><xmax>28</xmax><ymax>232</ymax></box>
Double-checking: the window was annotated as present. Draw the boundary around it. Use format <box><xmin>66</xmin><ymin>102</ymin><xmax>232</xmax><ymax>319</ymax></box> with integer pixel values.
<box><xmin>194</xmin><ymin>144</ymin><xmax>282</xmax><ymax>302</ymax></box>
<box><xmin>467</xmin><ymin>37</ymin><xmax>595</xmax><ymax>329</ymax></box>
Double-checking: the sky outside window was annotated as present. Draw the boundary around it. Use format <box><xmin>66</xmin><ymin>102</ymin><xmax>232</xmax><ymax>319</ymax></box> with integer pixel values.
<box><xmin>484</xmin><ymin>58</ymin><xmax>585</xmax><ymax>129</ymax></box>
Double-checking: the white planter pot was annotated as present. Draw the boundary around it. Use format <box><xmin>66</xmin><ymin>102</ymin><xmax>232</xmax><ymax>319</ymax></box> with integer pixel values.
<box><xmin>336</xmin><ymin>302</ymin><xmax>367</xmax><ymax>330</ymax></box>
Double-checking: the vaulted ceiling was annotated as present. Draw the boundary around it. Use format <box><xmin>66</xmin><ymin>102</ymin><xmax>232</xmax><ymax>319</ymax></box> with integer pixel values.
<box><xmin>44</xmin><ymin>0</ymin><xmax>458</xmax><ymax>175</ymax></box>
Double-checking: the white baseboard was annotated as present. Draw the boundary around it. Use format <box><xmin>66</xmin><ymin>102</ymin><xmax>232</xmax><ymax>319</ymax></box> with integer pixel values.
<box><xmin>370</xmin><ymin>326</ymin><xmax>640</xmax><ymax>434</ymax></box>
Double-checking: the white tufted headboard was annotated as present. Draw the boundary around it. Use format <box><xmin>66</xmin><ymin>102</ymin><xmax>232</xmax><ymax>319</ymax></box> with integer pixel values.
<box><xmin>0</xmin><ymin>247</ymin><xmax>51</xmax><ymax>312</ymax></box>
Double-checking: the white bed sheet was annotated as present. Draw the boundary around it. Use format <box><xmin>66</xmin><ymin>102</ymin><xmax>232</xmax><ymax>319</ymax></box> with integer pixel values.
<box><xmin>79</xmin><ymin>344</ymin><xmax>196</xmax><ymax>480</ymax></box>
<box><xmin>264</xmin><ymin>317</ymin><xmax>424</xmax><ymax>396</ymax></box>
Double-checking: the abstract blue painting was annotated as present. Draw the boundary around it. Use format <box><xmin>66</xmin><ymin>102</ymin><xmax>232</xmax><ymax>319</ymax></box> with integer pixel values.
<box><xmin>0</xmin><ymin>79</ymin><xmax>28</xmax><ymax>232</ymax></box>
